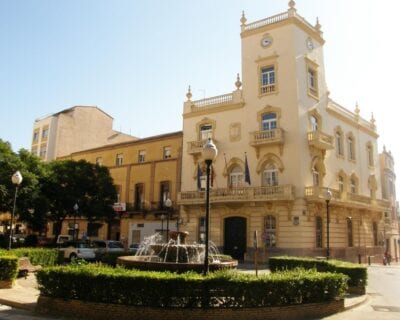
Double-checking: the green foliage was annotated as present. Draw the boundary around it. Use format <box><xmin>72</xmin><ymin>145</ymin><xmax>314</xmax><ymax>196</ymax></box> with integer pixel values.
<box><xmin>269</xmin><ymin>256</ymin><xmax>367</xmax><ymax>288</ymax></box>
<box><xmin>37</xmin><ymin>265</ymin><xmax>348</xmax><ymax>308</ymax></box>
<box><xmin>0</xmin><ymin>248</ymin><xmax>63</xmax><ymax>266</ymax></box>
<box><xmin>0</xmin><ymin>256</ymin><xmax>18</xmax><ymax>281</ymax></box>
<box><xmin>43</xmin><ymin>159</ymin><xmax>117</xmax><ymax>239</ymax></box>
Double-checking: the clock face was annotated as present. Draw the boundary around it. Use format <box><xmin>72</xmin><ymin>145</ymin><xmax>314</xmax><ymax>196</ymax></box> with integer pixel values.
<box><xmin>261</xmin><ymin>36</ymin><xmax>273</xmax><ymax>48</ymax></box>
<box><xmin>306</xmin><ymin>38</ymin><xmax>314</xmax><ymax>50</ymax></box>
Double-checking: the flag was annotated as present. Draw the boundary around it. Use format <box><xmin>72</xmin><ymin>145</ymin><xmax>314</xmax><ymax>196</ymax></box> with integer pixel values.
<box><xmin>244</xmin><ymin>153</ymin><xmax>251</xmax><ymax>185</ymax></box>
<box><xmin>197</xmin><ymin>163</ymin><xmax>202</xmax><ymax>190</ymax></box>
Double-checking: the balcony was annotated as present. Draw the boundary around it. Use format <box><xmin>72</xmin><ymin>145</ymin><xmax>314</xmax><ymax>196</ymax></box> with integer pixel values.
<box><xmin>178</xmin><ymin>185</ymin><xmax>295</xmax><ymax>205</ymax></box>
<box><xmin>250</xmin><ymin>128</ymin><xmax>284</xmax><ymax>147</ymax></box>
<box><xmin>187</xmin><ymin>140</ymin><xmax>205</xmax><ymax>155</ymax></box>
<box><xmin>307</xmin><ymin>131</ymin><xmax>334</xmax><ymax>150</ymax></box>
<box><xmin>304</xmin><ymin>186</ymin><xmax>380</xmax><ymax>207</ymax></box>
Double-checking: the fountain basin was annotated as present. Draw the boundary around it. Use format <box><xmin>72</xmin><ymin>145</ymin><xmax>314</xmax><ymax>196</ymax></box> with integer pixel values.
<box><xmin>117</xmin><ymin>255</ymin><xmax>238</xmax><ymax>273</ymax></box>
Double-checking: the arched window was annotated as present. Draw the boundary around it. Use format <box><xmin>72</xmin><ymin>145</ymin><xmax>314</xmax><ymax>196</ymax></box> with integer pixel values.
<box><xmin>262</xmin><ymin>113</ymin><xmax>277</xmax><ymax>131</ymax></box>
<box><xmin>313</xmin><ymin>166</ymin><xmax>320</xmax><ymax>186</ymax></box>
<box><xmin>350</xmin><ymin>177</ymin><xmax>357</xmax><ymax>194</ymax></box>
<box><xmin>367</xmin><ymin>144</ymin><xmax>374</xmax><ymax>167</ymax></box>
<box><xmin>200</xmin><ymin>124</ymin><xmax>213</xmax><ymax>140</ymax></box>
<box><xmin>372</xmin><ymin>222</ymin><xmax>378</xmax><ymax>246</ymax></box>
<box><xmin>336</xmin><ymin>131</ymin><xmax>343</xmax><ymax>156</ymax></box>
<box><xmin>338</xmin><ymin>175</ymin><xmax>344</xmax><ymax>193</ymax></box>
<box><xmin>262</xmin><ymin>164</ymin><xmax>278</xmax><ymax>186</ymax></box>
<box><xmin>347</xmin><ymin>135</ymin><xmax>355</xmax><ymax>160</ymax></box>
<box><xmin>229</xmin><ymin>165</ymin><xmax>243</xmax><ymax>188</ymax></box>
<box><xmin>316</xmin><ymin>216</ymin><xmax>323</xmax><ymax>248</ymax></box>
<box><xmin>263</xmin><ymin>215</ymin><xmax>276</xmax><ymax>248</ymax></box>
<box><xmin>311</xmin><ymin>115</ymin><xmax>318</xmax><ymax>132</ymax></box>
<box><xmin>347</xmin><ymin>218</ymin><xmax>353</xmax><ymax>247</ymax></box>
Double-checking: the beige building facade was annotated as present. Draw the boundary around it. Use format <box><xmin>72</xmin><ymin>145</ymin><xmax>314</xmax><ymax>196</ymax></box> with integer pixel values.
<box><xmin>178</xmin><ymin>1</ymin><xmax>399</xmax><ymax>262</ymax></box>
<box><xmin>31</xmin><ymin>106</ymin><xmax>136</xmax><ymax>161</ymax></box>
<box><xmin>49</xmin><ymin>131</ymin><xmax>183</xmax><ymax>243</ymax></box>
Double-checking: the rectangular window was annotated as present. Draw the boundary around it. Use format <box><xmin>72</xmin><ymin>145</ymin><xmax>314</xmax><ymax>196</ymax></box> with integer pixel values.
<box><xmin>115</xmin><ymin>153</ymin><xmax>123</xmax><ymax>166</ymax></box>
<box><xmin>41</xmin><ymin>127</ymin><xmax>49</xmax><ymax>139</ymax></box>
<box><xmin>87</xmin><ymin>223</ymin><xmax>101</xmax><ymax>237</ymax></box>
<box><xmin>115</xmin><ymin>185</ymin><xmax>122</xmax><ymax>202</ymax></box>
<box><xmin>367</xmin><ymin>146</ymin><xmax>374</xmax><ymax>166</ymax></box>
<box><xmin>336</xmin><ymin>133</ymin><xmax>343</xmax><ymax>156</ymax></box>
<box><xmin>32</xmin><ymin>131</ymin><xmax>39</xmax><ymax>143</ymax></box>
<box><xmin>39</xmin><ymin>145</ymin><xmax>47</xmax><ymax>159</ymax></box>
<box><xmin>138</xmin><ymin>150</ymin><xmax>146</xmax><ymax>163</ymax></box>
<box><xmin>134</xmin><ymin>183</ymin><xmax>144</xmax><ymax>210</ymax></box>
<box><xmin>163</xmin><ymin>146</ymin><xmax>172</xmax><ymax>159</ymax></box>
<box><xmin>308</xmin><ymin>68</ymin><xmax>318</xmax><ymax>96</ymax></box>
<box><xmin>31</xmin><ymin>147</ymin><xmax>38</xmax><ymax>155</ymax></box>
<box><xmin>160</xmin><ymin>181</ymin><xmax>170</xmax><ymax>208</ymax></box>
<box><xmin>260</xmin><ymin>66</ymin><xmax>275</xmax><ymax>94</ymax></box>
<box><xmin>96</xmin><ymin>157</ymin><xmax>103</xmax><ymax>166</ymax></box>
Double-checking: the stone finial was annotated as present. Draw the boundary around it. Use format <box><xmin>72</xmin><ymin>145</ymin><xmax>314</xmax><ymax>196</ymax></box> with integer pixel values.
<box><xmin>289</xmin><ymin>0</ymin><xmax>296</xmax><ymax>9</ymax></box>
<box><xmin>235</xmin><ymin>73</ymin><xmax>242</xmax><ymax>89</ymax></box>
<box><xmin>240</xmin><ymin>10</ymin><xmax>247</xmax><ymax>26</ymax></box>
<box><xmin>186</xmin><ymin>85</ymin><xmax>192</xmax><ymax>101</ymax></box>
<box><xmin>370</xmin><ymin>112</ymin><xmax>376</xmax><ymax>125</ymax></box>
<box><xmin>315</xmin><ymin>17</ymin><xmax>321</xmax><ymax>31</ymax></box>
<box><xmin>354</xmin><ymin>102</ymin><xmax>360</xmax><ymax>115</ymax></box>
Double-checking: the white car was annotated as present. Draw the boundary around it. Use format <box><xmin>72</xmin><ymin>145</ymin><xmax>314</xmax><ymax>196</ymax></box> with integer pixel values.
<box><xmin>59</xmin><ymin>241</ymin><xmax>96</xmax><ymax>261</ymax></box>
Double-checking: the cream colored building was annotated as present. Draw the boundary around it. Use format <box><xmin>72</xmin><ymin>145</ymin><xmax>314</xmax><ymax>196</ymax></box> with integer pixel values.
<box><xmin>31</xmin><ymin>106</ymin><xmax>136</xmax><ymax>161</ymax></box>
<box><xmin>178</xmin><ymin>1</ymin><xmax>399</xmax><ymax>262</ymax></box>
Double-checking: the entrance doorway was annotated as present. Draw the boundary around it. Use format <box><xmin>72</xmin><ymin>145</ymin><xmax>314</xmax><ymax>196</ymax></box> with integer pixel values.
<box><xmin>224</xmin><ymin>217</ymin><xmax>247</xmax><ymax>260</ymax></box>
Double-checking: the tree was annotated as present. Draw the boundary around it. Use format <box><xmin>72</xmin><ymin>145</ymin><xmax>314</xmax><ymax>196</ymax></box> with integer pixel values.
<box><xmin>0</xmin><ymin>140</ymin><xmax>48</xmax><ymax>234</ymax></box>
<box><xmin>43</xmin><ymin>160</ymin><xmax>117</xmax><ymax>240</ymax></box>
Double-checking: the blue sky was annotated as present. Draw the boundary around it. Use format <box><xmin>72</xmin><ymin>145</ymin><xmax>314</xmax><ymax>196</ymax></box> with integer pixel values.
<box><xmin>1</xmin><ymin>0</ymin><xmax>399</xmax><ymax>189</ymax></box>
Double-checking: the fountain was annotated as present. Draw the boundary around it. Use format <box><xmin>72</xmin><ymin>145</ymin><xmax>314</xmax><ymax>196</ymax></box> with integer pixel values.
<box><xmin>117</xmin><ymin>231</ymin><xmax>238</xmax><ymax>273</ymax></box>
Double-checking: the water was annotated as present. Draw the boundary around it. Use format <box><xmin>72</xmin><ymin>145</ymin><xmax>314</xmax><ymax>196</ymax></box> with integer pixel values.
<box><xmin>134</xmin><ymin>233</ymin><xmax>222</xmax><ymax>264</ymax></box>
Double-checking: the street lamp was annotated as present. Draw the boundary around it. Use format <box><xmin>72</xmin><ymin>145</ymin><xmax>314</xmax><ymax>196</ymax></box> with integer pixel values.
<box><xmin>324</xmin><ymin>188</ymin><xmax>332</xmax><ymax>260</ymax></box>
<box><xmin>164</xmin><ymin>198</ymin><xmax>172</xmax><ymax>241</ymax></box>
<box><xmin>201</xmin><ymin>138</ymin><xmax>218</xmax><ymax>275</ymax></box>
<box><xmin>8</xmin><ymin>171</ymin><xmax>23</xmax><ymax>250</ymax></box>
<box><xmin>73</xmin><ymin>203</ymin><xmax>79</xmax><ymax>241</ymax></box>
<box><xmin>160</xmin><ymin>214</ymin><xmax>166</xmax><ymax>239</ymax></box>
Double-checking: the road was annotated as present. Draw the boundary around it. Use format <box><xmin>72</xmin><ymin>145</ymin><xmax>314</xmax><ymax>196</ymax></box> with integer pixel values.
<box><xmin>323</xmin><ymin>264</ymin><xmax>400</xmax><ymax>320</ymax></box>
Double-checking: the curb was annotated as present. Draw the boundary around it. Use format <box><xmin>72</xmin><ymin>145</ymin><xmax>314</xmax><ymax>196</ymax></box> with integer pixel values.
<box><xmin>0</xmin><ymin>297</ymin><xmax>36</xmax><ymax>311</ymax></box>
<box><xmin>344</xmin><ymin>294</ymin><xmax>370</xmax><ymax>311</ymax></box>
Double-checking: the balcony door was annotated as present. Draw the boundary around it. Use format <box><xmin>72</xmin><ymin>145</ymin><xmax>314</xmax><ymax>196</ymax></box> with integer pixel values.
<box><xmin>224</xmin><ymin>217</ymin><xmax>246</xmax><ymax>260</ymax></box>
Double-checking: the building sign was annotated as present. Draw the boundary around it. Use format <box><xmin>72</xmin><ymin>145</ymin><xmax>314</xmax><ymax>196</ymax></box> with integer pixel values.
<box><xmin>113</xmin><ymin>202</ymin><xmax>126</xmax><ymax>212</ymax></box>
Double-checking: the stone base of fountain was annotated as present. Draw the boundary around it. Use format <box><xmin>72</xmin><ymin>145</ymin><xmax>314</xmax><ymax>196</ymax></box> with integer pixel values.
<box><xmin>117</xmin><ymin>255</ymin><xmax>238</xmax><ymax>273</ymax></box>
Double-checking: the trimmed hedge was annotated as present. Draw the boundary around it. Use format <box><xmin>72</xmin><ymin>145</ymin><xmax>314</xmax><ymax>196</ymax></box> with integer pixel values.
<box><xmin>37</xmin><ymin>264</ymin><xmax>348</xmax><ymax>308</ymax></box>
<box><xmin>269</xmin><ymin>256</ymin><xmax>367</xmax><ymax>288</ymax></box>
<box><xmin>0</xmin><ymin>248</ymin><xmax>63</xmax><ymax>266</ymax></box>
<box><xmin>100</xmin><ymin>251</ymin><xmax>135</xmax><ymax>266</ymax></box>
<box><xmin>0</xmin><ymin>255</ymin><xmax>18</xmax><ymax>282</ymax></box>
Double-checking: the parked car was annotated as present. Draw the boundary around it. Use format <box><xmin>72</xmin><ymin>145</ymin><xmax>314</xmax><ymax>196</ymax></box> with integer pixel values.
<box><xmin>92</xmin><ymin>240</ymin><xmax>125</xmax><ymax>259</ymax></box>
<box><xmin>56</xmin><ymin>234</ymin><xmax>72</xmax><ymax>244</ymax></box>
<box><xmin>59</xmin><ymin>240</ymin><xmax>96</xmax><ymax>261</ymax></box>
<box><xmin>128</xmin><ymin>243</ymin><xmax>140</xmax><ymax>255</ymax></box>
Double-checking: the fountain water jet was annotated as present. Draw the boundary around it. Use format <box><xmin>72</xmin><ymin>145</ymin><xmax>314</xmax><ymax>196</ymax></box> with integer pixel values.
<box><xmin>117</xmin><ymin>231</ymin><xmax>238</xmax><ymax>273</ymax></box>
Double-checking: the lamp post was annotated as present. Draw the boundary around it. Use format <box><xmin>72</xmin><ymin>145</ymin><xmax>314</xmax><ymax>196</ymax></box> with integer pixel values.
<box><xmin>8</xmin><ymin>171</ymin><xmax>23</xmax><ymax>250</ymax></box>
<box><xmin>164</xmin><ymin>198</ymin><xmax>172</xmax><ymax>241</ymax></box>
<box><xmin>324</xmin><ymin>189</ymin><xmax>332</xmax><ymax>260</ymax></box>
<box><xmin>73</xmin><ymin>203</ymin><xmax>79</xmax><ymax>241</ymax></box>
<box><xmin>160</xmin><ymin>214</ymin><xmax>165</xmax><ymax>240</ymax></box>
<box><xmin>202</xmin><ymin>138</ymin><xmax>218</xmax><ymax>275</ymax></box>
